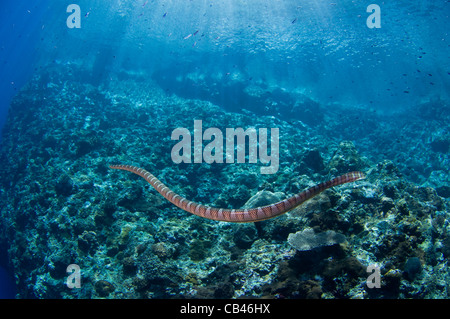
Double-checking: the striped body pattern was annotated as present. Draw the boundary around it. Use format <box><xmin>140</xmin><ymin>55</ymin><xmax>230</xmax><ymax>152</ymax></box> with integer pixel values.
<box><xmin>109</xmin><ymin>164</ymin><xmax>365</xmax><ymax>223</ymax></box>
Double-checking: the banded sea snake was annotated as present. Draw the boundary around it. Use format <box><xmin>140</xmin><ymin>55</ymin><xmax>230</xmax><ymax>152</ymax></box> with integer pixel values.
<box><xmin>109</xmin><ymin>164</ymin><xmax>365</xmax><ymax>223</ymax></box>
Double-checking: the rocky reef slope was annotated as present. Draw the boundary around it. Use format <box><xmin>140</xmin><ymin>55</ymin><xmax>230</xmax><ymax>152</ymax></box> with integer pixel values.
<box><xmin>0</xmin><ymin>63</ymin><xmax>448</xmax><ymax>298</ymax></box>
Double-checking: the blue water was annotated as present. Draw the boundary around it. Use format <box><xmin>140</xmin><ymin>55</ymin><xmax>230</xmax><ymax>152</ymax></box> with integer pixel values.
<box><xmin>2</xmin><ymin>0</ymin><xmax>448</xmax><ymax>125</ymax></box>
<box><xmin>0</xmin><ymin>0</ymin><xmax>449</xmax><ymax>299</ymax></box>
<box><xmin>0</xmin><ymin>1</ymin><xmax>48</xmax><ymax>134</ymax></box>
<box><xmin>0</xmin><ymin>1</ymin><xmax>47</xmax><ymax>298</ymax></box>
<box><xmin>0</xmin><ymin>268</ymin><xmax>15</xmax><ymax>298</ymax></box>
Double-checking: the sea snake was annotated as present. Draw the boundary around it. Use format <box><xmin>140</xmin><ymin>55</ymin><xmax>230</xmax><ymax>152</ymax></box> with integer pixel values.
<box><xmin>109</xmin><ymin>164</ymin><xmax>365</xmax><ymax>223</ymax></box>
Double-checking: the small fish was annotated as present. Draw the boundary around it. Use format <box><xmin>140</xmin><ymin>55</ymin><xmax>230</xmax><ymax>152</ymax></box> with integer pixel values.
<box><xmin>184</xmin><ymin>34</ymin><xmax>192</xmax><ymax>40</ymax></box>
<box><xmin>143</xmin><ymin>1</ymin><xmax>148</xmax><ymax>7</ymax></box>
<box><xmin>193</xmin><ymin>30</ymin><xmax>199</xmax><ymax>36</ymax></box>
<box><xmin>291</xmin><ymin>18</ymin><xmax>297</xmax><ymax>24</ymax></box>
<box><xmin>404</xmin><ymin>90</ymin><xmax>410</xmax><ymax>93</ymax></box>
<box><xmin>163</xmin><ymin>12</ymin><xmax>167</xmax><ymax>17</ymax></box>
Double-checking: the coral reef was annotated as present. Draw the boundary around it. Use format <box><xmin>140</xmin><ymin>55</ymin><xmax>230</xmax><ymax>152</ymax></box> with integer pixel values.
<box><xmin>287</xmin><ymin>228</ymin><xmax>347</xmax><ymax>251</ymax></box>
<box><xmin>0</xmin><ymin>63</ymin><xmax>448</xmax><ymax>299</ymax></box>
